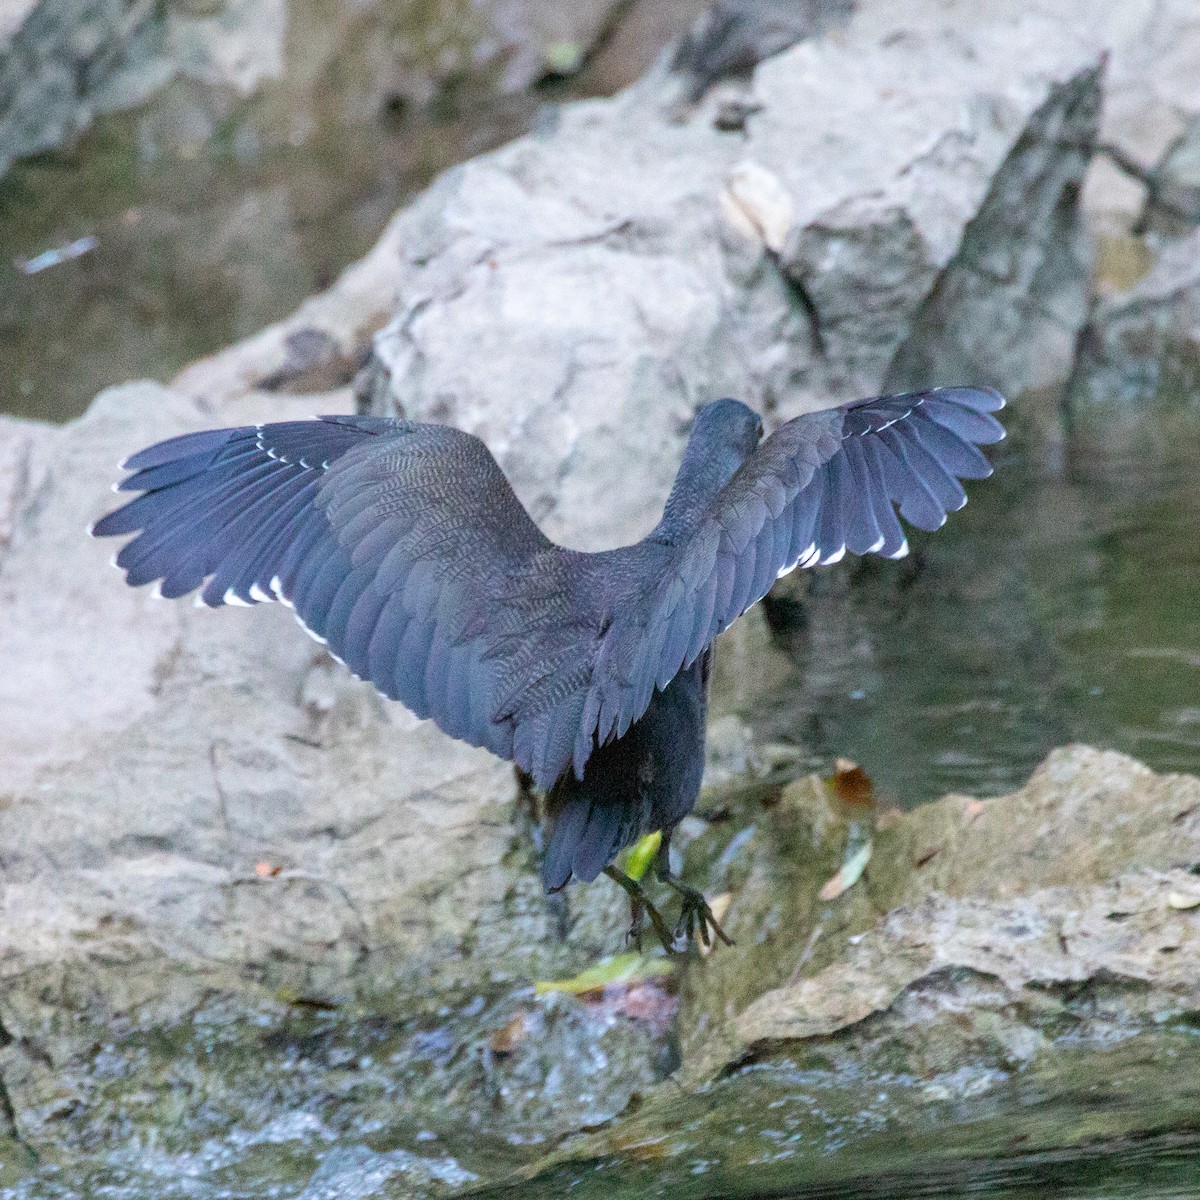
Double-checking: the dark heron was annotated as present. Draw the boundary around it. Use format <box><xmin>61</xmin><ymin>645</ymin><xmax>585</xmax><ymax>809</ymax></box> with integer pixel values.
<box><xmin>92</xmin><ymin>386</ymin><xmax>1004</xmax><ymax>950</ymax></box>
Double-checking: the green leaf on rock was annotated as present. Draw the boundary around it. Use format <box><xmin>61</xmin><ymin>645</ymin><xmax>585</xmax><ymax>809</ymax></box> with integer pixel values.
<box><xmin>534</xmin><ymin>952</ymin><xmax>673</xmax><ymax>996</ymax></box>
<box><xmin>624</xmin><ymin>830</ymin><xmax>662</xmax><ymax>882</ymax></box>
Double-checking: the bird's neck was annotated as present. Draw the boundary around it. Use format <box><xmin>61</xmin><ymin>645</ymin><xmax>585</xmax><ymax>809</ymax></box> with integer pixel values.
<box><xmin>655</xmin><ymin>439</ymin><xmax>744</xmax><ymax>541</ymax></box>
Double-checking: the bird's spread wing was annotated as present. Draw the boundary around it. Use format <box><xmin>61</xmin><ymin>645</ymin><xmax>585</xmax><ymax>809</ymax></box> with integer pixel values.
<box><xmin>94</xmin><ymin>388</ymin><xmax>1002</xmax><ymax>791</ymax></box>
<box><xmin>569</xmin><ymin>387</ymin><xmax>1005</xmax><ymax>771</ymax></box>
<box><xmin>93</xmin><ymin>416</ymin><xmax>604</xmax><ymax>783</ymax></box>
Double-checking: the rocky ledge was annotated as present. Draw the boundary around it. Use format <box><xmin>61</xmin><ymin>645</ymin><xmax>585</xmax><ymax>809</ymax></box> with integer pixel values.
<box><xmin>517</xmin><ymin>745</ymin><xmax>1200</xmax><ymax>1197</ymax></box>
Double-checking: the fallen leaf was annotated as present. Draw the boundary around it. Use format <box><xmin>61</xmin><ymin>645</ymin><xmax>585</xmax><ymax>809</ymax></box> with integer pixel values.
<box><xmin>254</xmin><ymin>861</ymin><xmax>282</xmax><ymax>878</ymax></box>
<box><xmin>624</xmin><ymin>830</ymin><xmax>662</xmax><ymax>883</ymax></box>
<box><xmin>830</xmin><ymin>760</ymin><xmax>875</xmax><ymax>809</ymax></box>
<box><xmin>488</xmin><ymin>1012</ymin><xmax>528</xmax><ymax>1055</ymax></box>
<box><xmin>818</xmin><ymin>840</ymin><xmax>872</xmax><ymax>901</ymax></box>
<box><xmin>534</xmin><ymin>952</ymin><xmax>673</xmax><ymax>997</ymax></box>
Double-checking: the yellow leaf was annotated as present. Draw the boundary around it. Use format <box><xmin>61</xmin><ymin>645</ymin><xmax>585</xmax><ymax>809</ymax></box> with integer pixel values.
<box><xmin>534</xmin><ymin>952</ymin><xmax>673</xmax><ymax>997</ymax></box>
<box><xmin>624</xmin><ymin>830</ymin><xmax>662</xmax><ymax>883</ymax></box>
<box><xmin>828</xmin><ymin>759</ymin><xmax>875</xmax><ymax>809</ymax></box>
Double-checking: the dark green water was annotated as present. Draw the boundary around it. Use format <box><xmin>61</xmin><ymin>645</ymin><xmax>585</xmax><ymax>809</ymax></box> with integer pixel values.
<box><xmin>741</xmin><ymin>417</ymin><xmax>1200</xmax><ymax>812</ymax></box>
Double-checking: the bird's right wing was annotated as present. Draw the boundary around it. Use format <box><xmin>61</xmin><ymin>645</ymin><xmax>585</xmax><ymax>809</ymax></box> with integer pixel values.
<box><xmin>572</xmin><ymin>387</ymin><xmax>1005</xmax><ymax>770</ymax></box>
<box><xmin>92</xmin><ymin>416</ymin><xmax>606</xmax><ymax>785</ymax></box>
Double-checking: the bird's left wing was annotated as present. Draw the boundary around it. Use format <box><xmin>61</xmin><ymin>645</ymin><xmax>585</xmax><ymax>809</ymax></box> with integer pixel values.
<box><xmin>92</xmin><ymin>416</ymin><xmax>606</xmax><ymax>784</ymax></box>
<box><xmin>569</xmin><ymin>387</ymin><xmax>1005</xmax><ymax>773</ymax></box>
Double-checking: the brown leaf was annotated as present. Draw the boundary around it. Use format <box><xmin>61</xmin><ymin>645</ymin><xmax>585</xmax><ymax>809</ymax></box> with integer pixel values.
<box><xmin>488</xmin><ymin>1012</ymin><xmax>529</xmax><ymax>1056</ymax></box>
<box><xmin>831</xmin><ymin>760</ymin><xmax>874</xmax><ymax>809</ymax></box>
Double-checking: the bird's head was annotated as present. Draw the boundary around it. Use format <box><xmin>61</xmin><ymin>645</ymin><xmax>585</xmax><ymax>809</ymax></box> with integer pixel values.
<box><xmin>660</xmin><ymin>398</ymin><xmax>764</xmax><ymax>536</ymax></box>
<box><xmin>690</xmin><ymin>398</ymin><xmax>764</xmax><ymax>464</ymax></box>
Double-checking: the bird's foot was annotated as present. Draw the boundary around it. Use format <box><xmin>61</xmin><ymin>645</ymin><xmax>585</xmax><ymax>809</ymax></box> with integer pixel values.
<box><xmin>663</xmin><ymin>877</ymin><xmax>734</xmax><ymax>951</ymax></box>
<box><xmin>603</xmin><ymin>867</ymin><xmax>675</xmax><ymax>954</ymax></box>
<box><xmin>652</xmin><ymin>837</ymin><xmax>734</xmax><ymax>951</ymax></box>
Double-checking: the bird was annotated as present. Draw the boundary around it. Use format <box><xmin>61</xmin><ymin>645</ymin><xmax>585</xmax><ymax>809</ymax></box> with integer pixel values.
<box><xmin>91</xmin><ymin>386</ymin><xmax>1005</xmax><ymax>951</ymax></box>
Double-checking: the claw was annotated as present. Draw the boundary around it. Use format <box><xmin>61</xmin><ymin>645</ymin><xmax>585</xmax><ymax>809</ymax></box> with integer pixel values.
<box><xmin>604</xmin><ymin>866</ymin><xmax>675</xmax><ymax>954</ymax></box>
<box><xmin>654</xmin><ymin>835</ymin><xmax>735</xmax><ymax>952</ymax></box>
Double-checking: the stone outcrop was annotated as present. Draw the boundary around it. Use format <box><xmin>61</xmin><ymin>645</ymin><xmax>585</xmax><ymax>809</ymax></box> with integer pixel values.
<box><xmin>363</xmin><ymin>3</ymin><xmax>1107</xmax><ymax>553</ymax></box>
<box><xmin>515</xmin><ymin>747</ymin><xmax>1200</xmax><ymax>1197</ymax></box>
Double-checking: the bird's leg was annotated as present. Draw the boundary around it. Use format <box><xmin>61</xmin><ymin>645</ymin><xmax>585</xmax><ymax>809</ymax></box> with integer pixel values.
<box><xmin>603</xmin><ymin>866</ymin><xmax>674</xmax><ymax>954</ymax></box>
<box><xmin>654</xmin><ymin>835</ymin><xmax>734</xmax><ymax>950</ymax></box>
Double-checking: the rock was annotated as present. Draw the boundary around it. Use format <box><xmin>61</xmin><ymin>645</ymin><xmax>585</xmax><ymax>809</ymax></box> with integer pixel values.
<box><xmin>678</xmin><ymin>744</ymin><xmax>1200</xmax><ymax>1067</ymax></box>
<box><xmin>510</xmin><ymin>747</ymin><xmax>1200</xmax><ymax>1196</ymax></box>
<box><xmin>366</xmin><ymin>1</ymin><xmax>1104</xmax><ymax>555</ymax></box>
<box><xmin>672</xmin><ymin>0</ymin><xmax>853</xmax><ymax>103</ymax></box>
<box><xmin>0</xmin><ymin>0</ymin><xmax>638</xmax><ymax>182</ymax></box>
<box><xmin>1066</xmin><ymin>225</ymin><xmax>1200</xmax><ymax>451</ymax></box>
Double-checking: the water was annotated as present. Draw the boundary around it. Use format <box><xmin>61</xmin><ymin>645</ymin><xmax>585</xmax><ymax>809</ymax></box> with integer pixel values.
<box><xmin>0</xmin><ymin>0</ymin><xmax>710</xmax><ymax>422</ymax></box>
<box><xmin>736</xmin><ymin>414</ymin><xmax>1200</xmax><ymax>810</ymax></box>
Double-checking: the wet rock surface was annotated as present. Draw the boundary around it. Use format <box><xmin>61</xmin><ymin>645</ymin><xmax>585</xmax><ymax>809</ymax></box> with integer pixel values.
<box><xmin>502</xmin><ymin>747</ymin><xmax>1200</xmax><ymax>1198</ymax></box>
